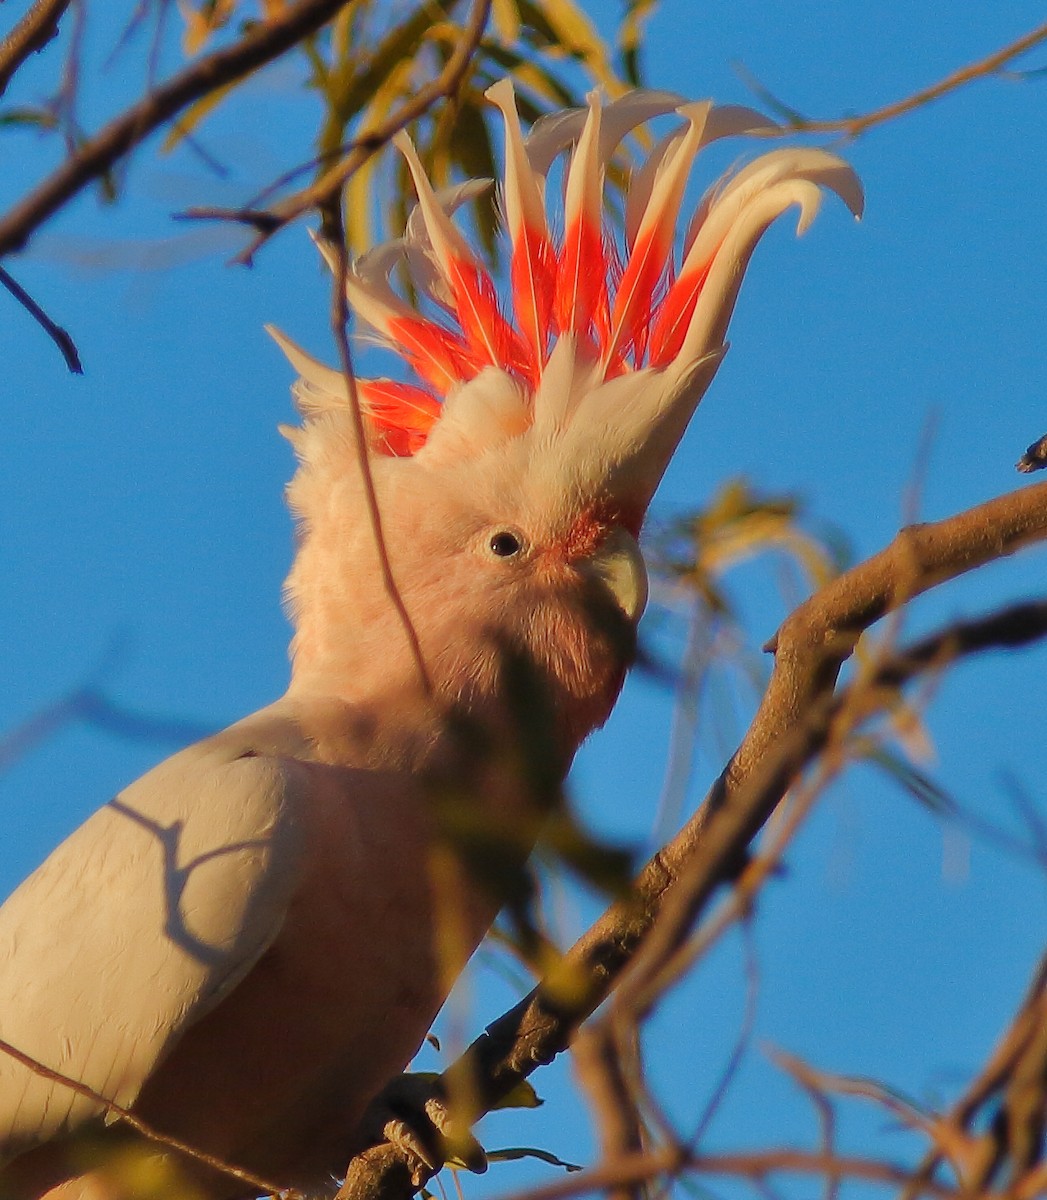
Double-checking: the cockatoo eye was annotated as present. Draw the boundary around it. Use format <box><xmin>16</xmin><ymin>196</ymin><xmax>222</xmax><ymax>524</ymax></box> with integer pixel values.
<box><xmin>488</xmin><ymin>529</ymin><xmax>524</xmax><ymax>558</ymax></box>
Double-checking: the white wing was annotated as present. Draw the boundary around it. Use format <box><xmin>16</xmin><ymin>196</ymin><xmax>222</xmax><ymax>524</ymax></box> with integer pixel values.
<box><xmin>0</xmin><ymin>713</ymin><xmax>307</xmax><ymax>1162</ymax></box>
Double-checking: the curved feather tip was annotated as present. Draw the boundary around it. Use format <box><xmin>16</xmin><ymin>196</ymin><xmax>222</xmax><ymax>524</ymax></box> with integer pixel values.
<box><xmin>276</xmin><ymin>80</ymin><xmax>862</xmax><ymax>458</ymax></box>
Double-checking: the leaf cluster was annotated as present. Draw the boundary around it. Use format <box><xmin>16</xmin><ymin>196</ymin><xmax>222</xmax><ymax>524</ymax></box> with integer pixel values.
<box><xmin>166</xmin><ymin>0</ymin><xmax>653</xmax><ymax>257</ymax></box>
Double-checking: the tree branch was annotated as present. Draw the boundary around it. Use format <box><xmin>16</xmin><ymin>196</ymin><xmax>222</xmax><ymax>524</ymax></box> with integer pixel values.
<box><xmin>492</xmin><ymin>1144</ymin><xmax>982</xmax><ymax>1200</ymax></box>
<box><xmin>461</xmin><ymin>481</ymin><xmax>1047</xmax><ymax>1097</ymax></box>
<box><xmin>0</xmin><ymin>0</ymin><xmax>357</xmax><ymax>258</ymax></box>
<box><xmin>0</xmin><ymin>0</ymin><xmax>72</xmax><ymax>98</ymax></box>
<box><xmin>903</xmin><ymin>953</ymin><xmax>1047</xmax><ymax>1197</ymax></box>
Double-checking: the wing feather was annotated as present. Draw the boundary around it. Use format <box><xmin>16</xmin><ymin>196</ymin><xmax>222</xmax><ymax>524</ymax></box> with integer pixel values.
<box><xmin>0</xmin><ymin>721</ymin><xmax>307</xmax><ymax>1162</ymax></box>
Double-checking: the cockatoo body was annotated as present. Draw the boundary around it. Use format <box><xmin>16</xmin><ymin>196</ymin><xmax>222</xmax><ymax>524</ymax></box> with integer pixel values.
<box><xmin>0</xmin><ymin>81</ymin><xmax>860</xmax><ymax>1199</ymax></box>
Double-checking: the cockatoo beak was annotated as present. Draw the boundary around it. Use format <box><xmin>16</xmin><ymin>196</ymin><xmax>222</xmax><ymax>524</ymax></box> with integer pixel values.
<box><xmin>580</xmin><ymin>526</ymin><xmax>649</xmax><ymax>624</ymax></box>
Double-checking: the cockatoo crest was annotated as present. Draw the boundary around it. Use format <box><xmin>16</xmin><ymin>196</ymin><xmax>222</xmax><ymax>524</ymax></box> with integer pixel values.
<box><xmin>271</xmin><ymin>80</ymin><xmax>862</xmax><ymax>479</ymax></box>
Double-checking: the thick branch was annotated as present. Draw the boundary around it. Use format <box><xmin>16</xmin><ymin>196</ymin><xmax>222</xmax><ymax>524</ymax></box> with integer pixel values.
<box><xmin>0</xmin><ymin>0</ymin><xmax>72</xmax><ymax>98</ymax></box>
<box><xmin>0</xmin><ymin>0</ymin><xmax>355</xmax><ymax>257</ymax></box>
<box><xmin>337</xmin><ymin>479</ymin><xmax>1047</xmax><ymax>1200</ymax></box>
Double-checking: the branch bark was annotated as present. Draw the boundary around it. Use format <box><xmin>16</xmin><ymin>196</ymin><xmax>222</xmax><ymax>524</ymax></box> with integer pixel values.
<box><xmin>0</xmin><ymin>0</ymin><xmax>72</xmax><ymax>98</ymax></box>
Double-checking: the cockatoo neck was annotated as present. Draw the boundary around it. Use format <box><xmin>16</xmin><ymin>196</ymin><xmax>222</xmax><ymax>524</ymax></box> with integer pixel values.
<box><xmin>284</xmin><ymin>587</ymin><xmax>628</xmax><ymax>776</ymax></box>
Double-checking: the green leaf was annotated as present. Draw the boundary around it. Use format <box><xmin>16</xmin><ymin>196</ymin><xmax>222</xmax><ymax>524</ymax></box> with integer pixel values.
<box><xmin>617</xmin><ymin>0</ymin><xmax>657</xmax><ymax>85</ymax></box>
<box><xmin>0</xmin><ymin>106</ymin><xmax>59</xmax><ymax>130</ymax></box>
<box><xmin>489</xmin><ymin>1080</ymin><xmax>544</xmax><ymax>1111</ymax></box>
<box><xmin>486</xmin><ymin>1146</ymin><xmax>583</xmax><ymax>1172</ymax></box>
<box><xmin>163</xmin><ymin>76</ymin><xmax>245</xmax><ymax>152</ymax></box>
<box><xmin>863</xmin><ymin>744</ymin><xmax>954</xmax><ymax>815</ymax></box>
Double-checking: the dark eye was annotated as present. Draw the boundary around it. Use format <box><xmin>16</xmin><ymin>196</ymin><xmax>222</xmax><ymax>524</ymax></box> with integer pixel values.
<box><xmin>488</xmin><ymin>530</ymin><xmax>523</xmax><ymax>558</ymax></box>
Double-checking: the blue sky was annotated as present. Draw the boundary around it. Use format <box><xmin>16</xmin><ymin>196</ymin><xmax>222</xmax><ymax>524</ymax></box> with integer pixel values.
<box><xmin>2</xmin><ymin>2</ymin><xmax>1046</xmax><ymax>1195</ymax></box>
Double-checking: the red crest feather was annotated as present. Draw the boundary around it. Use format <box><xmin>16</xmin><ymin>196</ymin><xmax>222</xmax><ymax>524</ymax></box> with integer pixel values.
<box><xmin>275</xmin><ymin>81</ymin><xmax>863</xmax><ymax>458</ymax></box>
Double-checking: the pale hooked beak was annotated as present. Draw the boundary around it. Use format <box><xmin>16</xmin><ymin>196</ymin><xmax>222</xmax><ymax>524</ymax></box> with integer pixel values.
<box><xmin>581</xmin><ymin>526</ymin><xmax>649</xmax><ymax>625</ymax></box>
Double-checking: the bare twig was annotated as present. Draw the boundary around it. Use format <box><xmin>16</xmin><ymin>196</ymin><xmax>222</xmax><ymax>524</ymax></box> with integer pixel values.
<box><xmin>0</xmin><ymin>264</ymin><xmax>82</xmax><ymax>372</ymax></box>
<box><xmin>0</xmin><ymin>685</ymin><xmax>214</xmax><ymax>774</ymax></box>
<box><xmin>773</xmin><ymin>1051</ymin><xmax>840</xmax><ymax>1200</ymax></box>
<box><xmin>0</xmin><ymin>0</ymin><xmax>72</xmax><ymax>97</ymax></box>
<box><xmin>572</xmin><ymin>1027</ymin><xmax>646</xmax><ymax>1200</ymax></box>
<box><xmin>320</xmin><ymin>212</ymin><xmax>433</xmax><ymax>694</ymax></box>
<box><xmin>903</xmin><ymin>954</ymin><xmax>1047</xmax><ymax>1198</ymax></box>
<box><xmin>770</xmin><ymin>1049</ymin><xmax>982</xmax><ymax>1186</ymax></box>
<box><xmin>0</xmin><ymin>0</ymin><xmax>357</xmax><ymax>258</ymax></box>
<box><xmin>491</xmin><ymin>1145</ymin><xmax>981</xmax><ymax>1200</ymax></box>
<box><xmin>687</xmin><ymin>917</ymin><xmax>760</xmax><ymax>1147</ymax></box>
<box><xmin>742</xmin><ymin>17</ymin><xmax>1047</xmax><ymax>139</ymax></box>
<box><xmin>0</xmin><ymin>1036</ymin><xmax>292</xmax><ymax>1198</ymax></box>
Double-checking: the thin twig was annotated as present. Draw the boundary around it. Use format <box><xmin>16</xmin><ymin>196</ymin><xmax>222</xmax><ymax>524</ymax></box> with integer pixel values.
<box><xmin>903</xmin><ymin>953</ymin><xmax>1047</xmax><ymax>1199</ymax></box>
<box><xmin>0</xmin><ymin>0</ymin><xmax>72</xmax><ymax>97</ymax></box>
<box><xmin>0</xmin><ymin>264</ymin><xmax>82</xmax><ymax>372</ymax></box>
<box><xmin>230</xmin><ymin>0</ymin><xmax>491</xmax><ymax>265</ymax></box>
<box><xmin>773</xmin><ymin>1050</ymin><xmax>840</xmax><ymax>1200</ymax></box>
<box><xmin>572</xmin><ymin>1027</ymin><xmax>646</xmax><ymax>1200</ymax></box>
<box><xmin>491</xmin><ymin>1144</ymin><xmax>980</xmax><ymax>1200</ymax></box>
<box><xmin>769</xmin><ymin>1049</ymin><xmax>981</xmax><ymax>1185</ymax></box>
<box><xmin>0</xmin><ymin>0</ymin><xmax>357</xmax><ymax>257</ymax></box>
<box><xmin>744</xmin><ymin>17</ymin><xmax>1047</xmax><ymax>139</ymax></box>
<box><xmin>687</xmin><ymin>916</ymin><xmax>760</xmax><ymax>1147</ymax></box>
<box><xmin>321</xmin><ymin>211</ymin><xmax>433</xmax><ymax>694</ymax></box>
<box><xmin>0</xmin><ymin>1036</ymin><xmax>292</xmax><ymax>1198</ymax></box>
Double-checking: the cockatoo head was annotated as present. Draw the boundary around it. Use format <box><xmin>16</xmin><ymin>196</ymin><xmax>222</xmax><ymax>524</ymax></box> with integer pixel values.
<box><xmin>272</xmin><ymin>81</ymin><xmax>861</xmax><ymax>759</ymax></box>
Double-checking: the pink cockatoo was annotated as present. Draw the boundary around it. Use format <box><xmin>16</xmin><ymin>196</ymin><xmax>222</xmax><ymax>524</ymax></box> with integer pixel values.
<box><xmin>0</xmin><ymin>81</ymin><xmax>861</xmax><ymax>1200</ymax></box>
